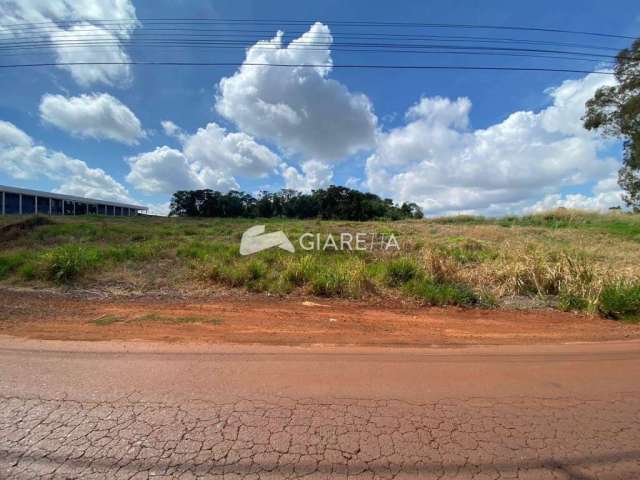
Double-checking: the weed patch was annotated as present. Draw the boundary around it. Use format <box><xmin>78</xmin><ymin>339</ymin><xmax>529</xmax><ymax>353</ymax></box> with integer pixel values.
<box><xmin>384</xmin><ymin>257</ymin><xmax>421</xmax><ymax>286</ymax></box>
<box><xmin>404</xmin><ymin>278</ymin><xmax>478</xmax><ymax>307</ymax></box>
<box><xmin>46</xmin><ymin>245</ymin><xmax>102</xmax><ymax>283</ymax></box>
<box><xmin>599</xmin><ymin>282</ymin><xmax>640</xmax><ymax>321</ymax></box>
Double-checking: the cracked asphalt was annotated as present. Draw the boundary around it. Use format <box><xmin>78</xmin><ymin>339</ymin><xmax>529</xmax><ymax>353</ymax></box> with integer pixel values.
<box><xmin>1</xmin><ymin>338</ymin><xmax>639</xmax><ymax>479</ymax></box>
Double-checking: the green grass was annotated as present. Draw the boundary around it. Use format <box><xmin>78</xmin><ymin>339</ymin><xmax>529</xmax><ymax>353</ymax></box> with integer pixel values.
<box><xmin>598</xmin><ymin>282</ymin><xmax>640</xmax><ymax>322</ymax></box>
<box><xmin>1</xmin><ymin>211</ymin><xmax>640</xmax><ymax>318</ymax></box>
<box><xmin>134</xmin><ymin>313</ymin><xmax>223</xmax><ymax>325</ymax></box>
<box><xmin>428</xmin><ymin>210</ymin><xmax>640</xmax><ymax>241</ymax></box>
<box><xmin>384</xmin><ymin>257</ymin><xmax>421</xmax><ymax>286</ymax></box>
<box><xmin>93</xmin><ymin>313</ymin><xmax>223</xmax><ymax>326</ymax></box>
<box><xmin>403</xmin><ymin>277</ymin><xmax>478</xmax><ymax>307</ymax></box>
<box><xmin>47</xmin><ymin>245</ymin><xmax>102</xmax><ymax>283</ymax></box>
<box><xmin>93</xmin><ymin>315</ymin><xmax>125</xmax><ymax>326</ymax></box>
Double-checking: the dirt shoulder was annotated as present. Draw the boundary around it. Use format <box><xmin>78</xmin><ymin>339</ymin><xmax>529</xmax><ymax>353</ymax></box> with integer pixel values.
<box><xmin>1</xmin><ymin>287</ymin><xmax>639</xmax><ymax>346</ymax></box>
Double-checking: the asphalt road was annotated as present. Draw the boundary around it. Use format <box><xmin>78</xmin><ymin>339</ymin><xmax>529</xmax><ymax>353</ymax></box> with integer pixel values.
<box><xmin>1</xmin><ymin>337</ymin><xmax>640</xmax><ymax>479</ymax></box>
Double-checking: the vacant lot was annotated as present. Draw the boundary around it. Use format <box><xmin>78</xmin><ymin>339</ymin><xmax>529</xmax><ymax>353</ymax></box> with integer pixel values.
<box><xmin>1</xmin><ymin>210</ymin><xmax>640</xmax><ymax>321</ymax></box>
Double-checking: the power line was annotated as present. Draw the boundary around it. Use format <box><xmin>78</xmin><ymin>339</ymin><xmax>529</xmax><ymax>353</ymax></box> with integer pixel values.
<box><xmin>0</xmin><ymin>39</ymin><xmax>618</xmax><ymax>61</ymax></box>
<box><xmin>0</xmin><ymin>61</ymin><xmax>615</xmax><ymax>75</ymax></box>
<box><xmin>0</xmin><ymin>46</ymin><xmax>613</xmax><ymax>67</ymax></box>
<box><xmin>0</xmin><ymin>19</ymin><xmax>629</xmax><ymax>74</ymax></box>
<box><xmin>0</xmin><ymin>27</ymin><xmax>624</xmax><ymax>52</ymax></box>
<box><xmin>0</xmin><ymin>32</ymin><xmax>623</xmax><ymax>54</ymax></box>
<box><xmin>0</xmin><ymin>18</ymin><xmax>635</xmax><ymax>40</ymax></box>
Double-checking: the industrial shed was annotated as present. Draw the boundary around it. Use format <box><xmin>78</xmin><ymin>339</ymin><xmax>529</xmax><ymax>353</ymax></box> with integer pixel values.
<box><xmin>0</xmin><ymin>185</ymin><xmax>148</xmax><ymax>216</ymax></box>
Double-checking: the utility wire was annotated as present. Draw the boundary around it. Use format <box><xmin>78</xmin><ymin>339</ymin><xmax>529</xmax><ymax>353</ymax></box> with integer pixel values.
<box><xmin>0</xmin><ymin>19</ymin><xmax>630</xmax><ymax>73</ymax></box>
<box><xmin>0</xmin><ymin>39</ymin><xmax>618</xmax><ymax>60</ymax></box>
<box><xmin>0</xmin><ymin>27</ymin><xmax>624</xmax><ymax>52</ymax></box>
<box><xmin>0</xmin><ymin>61</ymin><xmax>615</xmax><ymax>75</ymax></box>
<box><xmin>0</xmin><ymin>46</ymin><xmax>613</xmax><ymax>67</ymax></box>
<box><xmin>0</xmin><ymin>33</ymin><xmax>623</xmax><ymax>55</ymax></box>
<box><xmin>0</xmin><ymin>18</ymin><xmax>635</xmax><ymax>40</ymax></box>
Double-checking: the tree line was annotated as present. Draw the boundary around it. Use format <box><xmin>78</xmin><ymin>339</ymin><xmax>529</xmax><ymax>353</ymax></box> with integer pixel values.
<box><xmin>169</xmin><ymin>186</ymin><xmax>424</xmax><ymax>220</ymax></box>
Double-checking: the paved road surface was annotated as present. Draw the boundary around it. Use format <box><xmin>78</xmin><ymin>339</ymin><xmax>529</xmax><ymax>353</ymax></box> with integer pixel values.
<box><xmin>1</xmin><ymin>337</ymin><xmax>639</xmax><ymax>479</ymax></box>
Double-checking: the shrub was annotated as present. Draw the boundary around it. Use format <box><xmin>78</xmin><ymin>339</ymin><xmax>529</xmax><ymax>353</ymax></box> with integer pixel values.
<box><xmin>46</xmin><ymin>245</ymin><xmax>101</xmax><ymax>283</ymax></box>
<box><xmin>403</xmin><ymin>278</ymin><xmax>478</xmax><ymax>307</ymax></box>
<box><xmin>384</xmin><ymin>257</ymin><xmax>421</xmax><ymax>286</ymax></box>
<box><xmin>598</xmin><ymin>282</ymin><xmax>640</xmax><ymax>321</ymax></box>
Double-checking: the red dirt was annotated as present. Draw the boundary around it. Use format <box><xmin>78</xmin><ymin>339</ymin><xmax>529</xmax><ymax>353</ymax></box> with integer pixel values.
<box><xmin>1</xmin><ymin>288</ymin><xmax>640</xmax><ymax>346</ymax></box>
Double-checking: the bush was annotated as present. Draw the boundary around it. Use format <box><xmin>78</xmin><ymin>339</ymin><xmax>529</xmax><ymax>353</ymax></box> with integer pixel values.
<box><xmin>403</xmin><ymin>278</ymin><xmax>478</xmax><ymax>307</ymax></box>
<box><xmin>384</xmin><ymin>257</ymin><xmax>421</xmax><ymax>286</ymax></box>
<box><xmin>598</xmin><ymin>282</ymin><xmax>640</xmax><ymax>321</ymax></box>
<box><xmin>46</xmin><ymin>245</ymin><xmax>101</xmax><ymax>283</ymax></box>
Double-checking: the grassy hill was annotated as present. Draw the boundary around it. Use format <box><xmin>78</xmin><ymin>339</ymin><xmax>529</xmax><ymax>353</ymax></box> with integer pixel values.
<box><xmin>1</xmin><ymin>209</ymin><xmax>639</xmax><ymax>321</ymax></box>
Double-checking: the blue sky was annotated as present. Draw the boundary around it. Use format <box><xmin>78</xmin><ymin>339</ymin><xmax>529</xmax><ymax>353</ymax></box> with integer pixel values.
<box><xmin>0</xmin><ymin>0</ymin><xmax>638</xmax><ymax>215</ymax></box>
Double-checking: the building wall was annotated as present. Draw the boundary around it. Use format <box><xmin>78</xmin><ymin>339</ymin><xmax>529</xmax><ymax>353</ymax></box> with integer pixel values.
<box><xmin>0</xmin><ymin>188</ymin><xmax>146</xmax><ymax>216</ymax></box>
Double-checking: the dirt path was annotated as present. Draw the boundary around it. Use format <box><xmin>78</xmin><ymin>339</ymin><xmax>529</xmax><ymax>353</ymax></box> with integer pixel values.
<box><xmin>1</xmin><ymin>287</ymin><xmax>639</xmax><ymax>345</ymax></box>
<box><xmin>1</xmin><ymin>339</ymin><xmax>640</xmax><ymax>478</ymax></box>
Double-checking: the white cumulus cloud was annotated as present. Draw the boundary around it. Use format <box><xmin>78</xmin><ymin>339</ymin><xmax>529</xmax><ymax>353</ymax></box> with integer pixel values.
<box><xmin>281</xmin><ymin>160</ymin><xmax>333</xmax><ymax>192</ymax></box>
<box><xmin>366</xmin><ymin>73</ymin><xmax>619</xmax><ymax>215</ymax></box>
<box><xmin>0</xmin><ymin>0</ymin><xmax>137</xmax><ymax>86</ymax></box>
<box><xmin>40</xmin><ymin>93</ymin><xmax>144</xmax><ymax>144</ymax></box>
<box><xmin>126</xmin><ymin>122</ymin><xmax>280</xmax><ymax>195</ymax></box>
<box><xmin>0</xmin><ymin>120</ymin><xmax>134</xmax><ymax>203</ymax></box>
<box><xmin>215</xmin><ymin>22</ymin><xmax>377</xmax><ymax>162</ymax></box>
<box><xmin>526</xmin><ymin>174</ymin><xmax>624</xmax><ymax>213</ymax></box>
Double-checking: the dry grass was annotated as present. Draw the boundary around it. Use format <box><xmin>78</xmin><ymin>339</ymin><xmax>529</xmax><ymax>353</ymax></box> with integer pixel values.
<box><xmin>0</xmin><ymin>210</ymin><xmax>639</xmax><ymax>316</ymax></box>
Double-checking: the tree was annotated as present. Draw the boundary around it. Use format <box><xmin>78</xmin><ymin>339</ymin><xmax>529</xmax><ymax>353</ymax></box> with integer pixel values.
<box><xmin>583</xmin><ymin>38</ymin><xmax>640</xmax><ymax>210</ymax></box>
<box><xmin>168</xmin><ymin>186</ymin><xmax>423</xmax><ymax>220</ymax></box>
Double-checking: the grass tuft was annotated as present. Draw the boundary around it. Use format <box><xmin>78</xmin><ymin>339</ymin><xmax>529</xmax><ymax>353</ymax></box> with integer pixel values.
<box><xmin>598</xmin><ymin>282</ymin><xmax>640</xmax><ymax>322</ymax></box>
<box><xmin>93</xmin><ymin>315</ymin><xmax>124</xmax><ymax>326</ymax></box>
<box><xmin>403</xmin><ymin>278</ymin><xmax>478</xmax><ymax>307</ymax></box>
<box><xmin>46</xmin><ymin>245</ymin><xmax>102</xmax><ymax>283</ymax></box>
<box><xmin>384</xmin><ymin>257</ymin><xmax>421</xmax><ymax>287</ymax></box>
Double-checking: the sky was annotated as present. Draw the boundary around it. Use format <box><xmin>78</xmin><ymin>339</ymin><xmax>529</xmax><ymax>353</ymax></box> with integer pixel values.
<box><xmin>0</xmin><ymin>0</ymin><xmax>638</xmax><ymax>216</ymax></box>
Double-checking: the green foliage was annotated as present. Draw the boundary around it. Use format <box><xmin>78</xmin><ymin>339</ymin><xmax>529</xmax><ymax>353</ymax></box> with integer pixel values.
<box><xmin>598</xmin><ymin>282</ymin><xmax>640</xmax><ymax>321</ymax></box>
<box><xmin>384</xmin><ymin>258</ymin><xmax>421</xmax><ymax>286</ymax></box>
<box><xmin>94</xmin><ymin>313</ymin><xmax>222</xmax><ymax>326</ymax></box>
<box><xmin>170</xmin><ymin>186</ymin><xmax>423</xmax><ymax>220</ymax></box>
<box><xmin>3</xmin><ymin>213</ymin><xmax>640</xmax><ymax>321</ymax></box>
<box><xmin>0</xmin><ymin>253</ymin><xmax>28</xmax><ymax>279</ymax></box>
<box><xmin>403</xmin><ymin>278</ymin><xmax>478</xmax><ymax>307</ymax></box>
<box><xmin>498</xmin><ymin>210</ymin><xmax>640</xmax><ymax>241</ymax></box>
<box><xmin>442</xmin><ymin>238</ymin><xmax>496</xmax><ymax>264</ymax></box>
<box><xmin>46</xmin><ymin>245</ymin><xmax>102</xmax><ymax>283</ymax></box>
<box><xmin>93</xmin><ymin>315</ymin><xmax>124</xmax><ymax>326</ymax></box>
<box><xmin>308</xmin><ymin>260</ymin><xmax>367</xmax><ymax>297</ymax></box>
<box><xmin>284</xmin><ymin>255</ymin><xmax>318</xmax><ymax>286</ymax></box>
<box><xmin>583</xmin><ymin>37</ymin><xmax>640</xmax><ymax>210</ymax></box>
<box><xmin>431</xmin><ymin>215</ymin><xmax>487</xmax><ymax>225</ymax></box>
<box><xmin>558</xmin><ymin>293</ymin><xmax>590</xmax><ymax>312</ymax></box>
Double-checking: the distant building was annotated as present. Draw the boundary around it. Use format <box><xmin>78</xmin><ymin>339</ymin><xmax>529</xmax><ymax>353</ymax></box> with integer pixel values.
<box><xmin>0</xmin><ymin>185</ymin><xmax>148</xmax><ymax>216</ymax></box>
